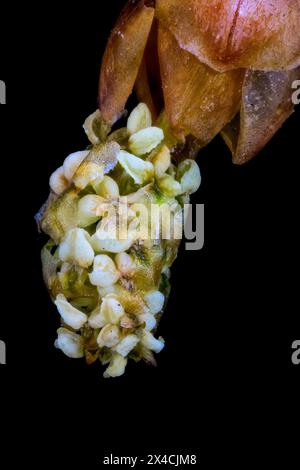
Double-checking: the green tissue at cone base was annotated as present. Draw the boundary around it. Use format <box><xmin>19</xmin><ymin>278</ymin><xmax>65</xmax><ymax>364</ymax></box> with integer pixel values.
<box><xmin>37</xmin><ymin>103</ymin><xmax>201</xmax><ymax>378</ymax></box>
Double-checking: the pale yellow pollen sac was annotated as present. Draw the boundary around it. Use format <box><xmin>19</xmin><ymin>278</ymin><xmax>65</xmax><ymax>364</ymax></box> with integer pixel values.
<box><xmin>95</xmin><ymin>202</ymin><xmax>113</xmax><ymax>218</ymax></box>
<box><xmin>91</xmin><ymin>217</ymin><xmax>135</xmax><ymax>254</ymax></box>
<box><xmin>83</xmin><ymin>109</ymin><xmax>102</xmax><ymax>145</ymax></box>
<box><xmin>176</xmin><ymin>159</ymin><xmax>201</xmax><ymax>195</ymax></box>
<box><xmin>127</xmin><ymin>103</ymin><xmax>152</xmax><ymax>135</ymax></box>
<box><xmin>54</xmin><ymin>327</ymin><xmax>84</xmax><ymax>359</ymax></box>
<box><xmin>128</xmin><ymin>214</ymin><xmax>150</xmax><ymax>242</ymax></box>
<box><xmin>88</xmin><ymin>305</ymin><xmax>107</xmax><ymax>329</ymax></box>
<box><xmin>78</xmin><ymin>194</ymin><xmax>104</xmax><ymax>228</ymax></box>
<box><xmin>63</xmin><ymin>150</ymin><xmax>89</xmax><ymax>182</ymax></box>
<box><xmin>93</xmin><ymin>175</ymin><xmax>120</xmax><ymax>199</ymax></box>
<box><xmin>91</xmin><ymin>235</ymin><xmax>134</xmax><ymax>254</ymax></box>
<box><xmin>141</xmin><ymin>331</ymin><xmax>165</xmax><ymax>354</ymax></box>
<box><xmin>49</xmin><ymin>166</ymin><xmax>69</xmax><ymax>195</ymax></box>
<box><xmin>144</xmin><ymin>291</ymin><xmax>165</xmax><ymax>315</ymax></box>
<box><xmin>73</xmin><ymin>161</ymin><xmax>104</xmax><ymax>190</ymax></box>
<box><xmin>58</xmin><ymin>228</ymin><xmax>94</xmax><ymax>268</ymax></box>
<box><xmin>54</xmin><ymin>294</ymin><xmax>88</xmax><ymax>330</ymax></box>
<box><xmin>97</xmin><ymin>285</ymin><xmax>119</xmax><ymax>299</ymax></box>
<box><xmin>157</xmin><ymin>174</ymin><xmax>183</xmax><ymax>198</ymax></box>
<box><xmin>138</xmin><ymin>312</ymin><xmax>157</xmax><ymax>331</ymax></box>
<box><xmin>100</xmin><ymin>295</ymin><xmax>125</xmax><ymax>325</ymax></box>
<box><xmin>113</xmin><ymin>334</ymin><xmax>139</xmax><ymax>357</ymax></box>
<box><xmin>103</xmin><ymin>353</ymin><xmax>127</xmax><ymax>378</ymax></box>
<box><xmin>97</xmin><ymin>324</ymin><xmax>121</xmax><ymax>348</ymax></box>
<box><xmin>128</xmin><ymin>127</ymin><xmax>164</xmax><ymax>156</ymax></box>
<box><xmin>151</xmin><ymin>145</ymin><xmax>171</xmax><ymax>178</ymax></box>
<box><xmin>117</xmin><ymin>150</ymin><xmax>154</xmax><ymax>185</ymax></box>
<box><xmin>115</xmin><ymin>252</ymin><xmax>135</xmax><ymax>276</ymax></box>
<box><xmin>89</xmin><ymin>254</ymin><xmax>120</xmax><ymax>288</ymax></box>
<box><xmin>121</xmin><ymin>184</ymin><xmax>152</xmax><ymax>204</ymax></box>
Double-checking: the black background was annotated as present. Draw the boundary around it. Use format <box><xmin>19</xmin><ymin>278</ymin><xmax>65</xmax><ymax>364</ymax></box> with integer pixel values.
<box><xmin>0</xmin><ymin>1</ymin><xmax>299</xmax><ymax>466</ymax></box>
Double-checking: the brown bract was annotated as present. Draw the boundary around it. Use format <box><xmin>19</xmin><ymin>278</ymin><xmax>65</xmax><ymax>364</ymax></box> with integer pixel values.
<box><xmin>158</xmin><ymin>25</ymin><xmax>245</xmax><ymax>146</ymax></box>
<box><xmin>99</xmin><ymin>0</ymin><xmax>300</xmax><ymax>164</ymax></box>
<box><xmin>156</xmin><ymin>0</ymin><xmax>300</xmax><ymax>72</ymax></box>
<box><xmin>135</xmin><ymin>19</ymin><xmax>164</xmax><ymax>120</ymax></box>
<box><xmin>222</xmin><ymin>67</ymin><xmax>300</xmax><ymax>164</ymax></box>
<box><xmin>135</xmin><ymin>58</ymin><xmax>157</xmax><ymax>119</ymax></box>
<box><xmin>99</xmin><ymin>0</ymin><xmax>155</xmax><ymax>123</ymax></box>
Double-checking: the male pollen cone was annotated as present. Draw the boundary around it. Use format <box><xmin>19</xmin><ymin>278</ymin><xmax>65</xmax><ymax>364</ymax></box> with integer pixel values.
<box><xmin>99</xmin><ymin>0</ymin><xmax>300</xmax><ymax>164</ymax></box>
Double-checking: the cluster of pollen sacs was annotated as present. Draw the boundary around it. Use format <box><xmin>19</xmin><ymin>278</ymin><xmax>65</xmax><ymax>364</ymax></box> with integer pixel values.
<box><xmin>39</xmin><ymin>103</ymin><xmax>201</xmax><ymax>377</ymax></box>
